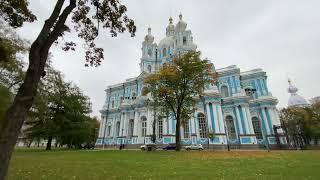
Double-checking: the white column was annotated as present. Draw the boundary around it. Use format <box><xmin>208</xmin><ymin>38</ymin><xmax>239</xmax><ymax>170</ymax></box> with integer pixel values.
<box><xmin>235</xmin><ymin>107</ymin><xmax>244</xmax><ymax>134</ymax></box>
<box><xmin>163</xmin><ymin>115</ymin><xmax>167</xmax><ymax>135</ymax></box>
<box><xmin>111</xmin><ymin>115</ymin><xmax>115</xmax><ymax>138</ymax></box>
<box><xmin>218</xmin><ymin>105</ymin><xmax>225</xmax><ymax>133</ymax></box>
<box><xmin>147</xmin><ymin>109</ymin><xmax>152</xmax><ymax>135</ymax></box>
<box><xmin>119</xmin><ymin>112</ymin><xmax>124</xmax><ymax>137</ymax></box>
<box><xmin>168</xmin><ymin>112</ymin><xmax>172</xmax><ymax>135</ymax></box>
<box><xmin>123</xmin><ymin>112</ymin><xmax>127</xmax><ymax>137</ymax></box>
<box><xmin>269</xmin><ymin>107</ymin><xmax>278</xmax><ymax>126</ymax></box>
<box><xmin>212</xmin><ymin>104</ymin><xmax>220</xmax><ymax>133</ymax></box>
<box><xmin>133</xmin><ymin>111</ymin><xmax>139</xmax><ymax>136</ymax></box>
<box><xmin>241</xmin><ymin>105</ymin><xmax>250</xmax><ymax>135</ymax></box>
<box><xmin>191</xmin><ymin>112</ymin><xmax>196</xmax><ymax>134</ymax></box>
<box><xmin>261</xmin><ymin>108</ymin><xmax>271</xmax><ymax>135</ymax></box>
<box><xmin>206</xmin><ymin>104</ymin><xmax>213</xmax><ymax>132</ymax></box>
<box><xmin>101</xmin><ymin>117</ymin><xmax>106</xmax><ymax>138</ymax></box>
<box><xmin>245</xmin><ymin>107</ymin><xmax>254</xmax><ymax>134</ymax></box>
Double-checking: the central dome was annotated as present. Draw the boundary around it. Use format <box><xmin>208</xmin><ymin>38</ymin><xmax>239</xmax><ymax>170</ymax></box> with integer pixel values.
<box><xmin>159</xmin><ymin>36</ymin><xmax>174</xmax><ymax>47</ymax></box>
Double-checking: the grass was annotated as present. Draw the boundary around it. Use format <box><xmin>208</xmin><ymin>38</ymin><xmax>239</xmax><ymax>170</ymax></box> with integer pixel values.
<box><xmin>8</xmin><ymin>149</ymin><xmax>320</xmax><ymax>180</ymax></box>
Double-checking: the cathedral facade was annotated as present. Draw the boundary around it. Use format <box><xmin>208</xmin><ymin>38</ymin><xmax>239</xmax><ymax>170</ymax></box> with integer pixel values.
<box><xmin>96</xmin><ymin>15</ymin><xmax>283</xmax><ymax>148</ymax></box>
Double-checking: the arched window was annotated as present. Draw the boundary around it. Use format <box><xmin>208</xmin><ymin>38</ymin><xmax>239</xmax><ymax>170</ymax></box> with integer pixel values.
<box><xmin>252</xmin><ymin>117</ymin><xmax>263</xmax><ymax>140</ymax></box>
<box><xmin>147</xmin><ymin>65</ymin><xmax>151</xmax><ymax>73</ymax></box>
<box><xmin>128</xmin><ymin>119</ymin><xmax>134</xmax><ymax>138</ymax></box>
<box><xmin>116</xmin><ymin>121</ymin><xmax>120</xmax><ymax>137</ymax></box>
<box><xmin>226</xmin><ymin>115</ymin><xmax>236</xmax><ymax>140</ymax></box>
<box><xmin>158</xmin><ymin>119</ymin><xmax>163</xmax><ymax>139</ymax></box>
<box><xmin>221</xmin><ymin>85</ymin><xmax>229</xmax><ymax>98</ymax></box>
<box><xmin>197</xmin><ymin>113</ymin><xmax>207</xmax><ymax>138</ymax></box>
<box><xmin>184</xmin><ymin>120</ymin><xmax>190</xmax><ymax>138</ymax></box>
<box><xmin>147</xmin><ymin>48</ymin><xmax>152</xmax><ymax>57</ymax></box>
<box><xmin>107</xmin><ymin>125</ymin><xmax>111</xmax><ymax>136</ymax></box>
<box><xmin>183</xmin><ymin>36</ymin><xmax>187</xmax><ymax>45</ymax></box>
<box><xmin>141</xmin><ymin>116</ymin><xmax>147</xmax><ymax>137</ymax></box>
<box><xmin>162</xmin><ymin>48</ymin><xmax>167</xmax><ymax>57</ymax></box>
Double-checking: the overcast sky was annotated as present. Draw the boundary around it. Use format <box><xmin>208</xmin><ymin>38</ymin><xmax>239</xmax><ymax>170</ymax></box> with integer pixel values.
<box><xmin>17</xmin><ymin>0</ymin><xmax>320</xmax><ymax>117</ymax></box>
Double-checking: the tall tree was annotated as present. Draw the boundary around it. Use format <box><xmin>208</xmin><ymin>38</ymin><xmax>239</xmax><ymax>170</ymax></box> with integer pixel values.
<box><xmin>25</xmin><ymin>63</ymin><xmax>94</xmax><ymax>150</ymax></box>
<box><xmin>0</xmin><ymin>0</ymin><xmax>136</xmax><ymax>178</ymax></box>
<box><xmin>144</xmin><ymin>51</ymin><xmax>213</xmax><ymax>151</ymax></box>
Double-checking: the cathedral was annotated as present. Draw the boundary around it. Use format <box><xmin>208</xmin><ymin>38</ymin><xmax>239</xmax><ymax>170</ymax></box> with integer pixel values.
<box><xmin>96</xmin><ymin>14</ymin><xmax>284</xmax><ymax>148</ymax></box>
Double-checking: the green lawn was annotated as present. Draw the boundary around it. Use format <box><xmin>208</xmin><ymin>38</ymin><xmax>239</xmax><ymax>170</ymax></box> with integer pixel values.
<box><xmin>8</xmin><ymin>149</ymin><xmax>320</xmax><ymax>180</ymax></box>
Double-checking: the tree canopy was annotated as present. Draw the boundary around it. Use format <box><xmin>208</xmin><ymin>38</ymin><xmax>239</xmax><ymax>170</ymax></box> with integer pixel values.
<box><xmin>24</xmin><ymin>63</ymin><xmax>97</xmax><ymax>150</ymax></box>
<box><xmin>144</xmin><ymin>51</ymin><xmax>215</xmax><ymax>150</ymax></box>
<box><xmin>280</xmin><ymin>102</ymin><xmax>320</xmax><ymax>147</ymax></box>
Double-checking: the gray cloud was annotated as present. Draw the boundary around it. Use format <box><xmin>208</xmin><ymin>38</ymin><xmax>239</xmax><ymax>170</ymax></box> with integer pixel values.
<box><xmin>17</xmin><ymin>0</ymin><xmax>320</xmax><ymax>117</ymax></box>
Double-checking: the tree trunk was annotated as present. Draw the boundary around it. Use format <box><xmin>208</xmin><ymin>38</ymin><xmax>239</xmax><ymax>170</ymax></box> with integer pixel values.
<box><xmin>175</xmin><ymin>113</ymin><xmax>181</xmax><ymax>151</ymax></box>
<box><xmin>46</xmin><ymin>136</ymin><xmax>53</xmax><ymax>150</ymax></box>
<box><xmin>0</xmin><ymin>0</ymin><xmax>76</xmax><ymax>177</ymax></box>
<box><xmin>0</xmin><ymin>46</ymin><xmax>48</xmax><ymax>179</ymax></box>
<box><xmin>152</xmin><ymin>106</ymin><xmax>156</xmax><ymax>143</ymax></box>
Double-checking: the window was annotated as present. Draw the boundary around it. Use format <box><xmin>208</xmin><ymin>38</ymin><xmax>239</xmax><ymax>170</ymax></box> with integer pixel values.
<box><xmin>147</xmin><ymin>65</ymin><xmax>151</xmax><ymax>73</ymax></box>
<box><xmin>111</xmin><ymin>100</ymin><xmax>114</xmax><ymax>108</ymax></box>
<box><xmin>158</xmin><ymin>119</ymin><xmax>163</xmax><ymax>139</ymax></box>
<box><xmin>252</xmin><ymin>117</ymin><xmax>263</xmax><ymax>140</ymax></box>
<box><xmin>226</xmin><ymin>115</ymin><xmax>236</xmax><ymax>140</ymax></box>
<box><xmin>147</xmin><ymin>48</ymin><xmax>152</xmax><ymax>57</ymax></box>
<box><xmin>162</xmin><ymin>48</ymin><xmax>167</xmax><ymax>57</ymax></box>
<box><xmin>107</xmin><ymin>125</ymin><xmax>111</xmax><ymax>136</ymax></box>
<box><xmin>132</xmin><ymin>92</ymin><xmax>136</xmax><ymax>100</ymax></box>
<box><xmin>198</xmin><ymin>113</ymin><xmax>207</xmax><ymax>138</ymax></box>
<box><xmin>116</xmin><ymin>121</ymin><xmax>120</xmax><ymax>137</ymax></box>
<box><xmin>128</xmin><ymin>119</ymin><xmax>134</xmax><ymax>138</ymax></box>
<box><xmin>221</xmin><ymin>85</ymin><xmax>229</xmax><ymax>98</ymax></box>
<box><xmin>184</xmin><ymin>120</ymin><xmax>190</xmax><ymax>138</ymax></box>
<box><xmin>141</xmin><ymin>116</ymin><xmax>147</xmax><ymax>137</ymax></box>
<box><xmin>183</xmin><ymin>36</ymin><xmax>187</xmax><ymax>45</ymax></box>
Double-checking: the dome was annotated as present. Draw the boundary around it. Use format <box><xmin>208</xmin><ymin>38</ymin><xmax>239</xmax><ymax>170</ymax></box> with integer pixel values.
<box><xmin>158</xmin><ymin>36</ymin><xmax>174</xmax><ymax>47</ymax></box>
<box><xmin>287</xmin><ymin>79</ymin><xmax>309</xmax><ymax>107</ymax></box>
<box><xmin>166</xmin><ymin>17</ymin><xmax>175</xmax><ymax>36</ymax></box>
<box><xmin>175</xmin><ymin>14</ymin><xmax>187</xmax><ymax>32</ymax></box>
<box><xmin>144</xmin><ymin>27</ymin><xmax>154</xmax><ymax>43</ymax></box>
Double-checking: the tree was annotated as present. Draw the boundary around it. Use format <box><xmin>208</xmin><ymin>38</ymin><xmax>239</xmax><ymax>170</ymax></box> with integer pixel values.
<box><xmin>0</xmin><ymin>20</ymin><xmax>26</xmax><ymax>129</ymax></box>
<box><xmin>280</xmin><ymin>103</ymin><xmax>320</xmax><ymax>148</ymax></box>
<box><xmin>144</xmin><ymin>51</ymin><xmax>213</xmax><ymax>151</ymax></box>
<box><xmin>25</xmin><ymin>63</ymin><xmax>94</xmax><ymax>150</ymax></box>
<box><xmin>0</xmin><ymin>0</ymin><xmax>136</xmax><ymax>178</ymax></box>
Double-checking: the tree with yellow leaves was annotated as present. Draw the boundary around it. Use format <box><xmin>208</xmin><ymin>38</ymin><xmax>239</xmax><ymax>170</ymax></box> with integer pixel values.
<box><xmin>144</xmin><ymin>51</ymin><xmax>215</xmax><ymax>151</ymax></box>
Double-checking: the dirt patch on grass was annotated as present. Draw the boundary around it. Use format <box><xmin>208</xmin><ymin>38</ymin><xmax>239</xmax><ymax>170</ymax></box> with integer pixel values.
<box><xmin>181</xmin><ymin>151</ymin><xmax>281</xmax><ymax>160</ymax></box>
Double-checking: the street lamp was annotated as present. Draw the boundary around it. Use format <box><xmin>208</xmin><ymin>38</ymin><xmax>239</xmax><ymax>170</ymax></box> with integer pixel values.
<box><xmin>260</xmin><ymin>118</ymin><xmax>270</xmax><ymax>152</ymax></box>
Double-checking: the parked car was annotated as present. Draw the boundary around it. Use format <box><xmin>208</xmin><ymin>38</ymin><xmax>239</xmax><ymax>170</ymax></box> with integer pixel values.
<box><xmin>162</xmin><ymin>143</ymin><xmax>176</xmax><ymax>150</ymax></box>
<box><xmin>81</xmin><ymin>143</ymin><xmax>95</xmax><ymax>149</ymax></box>
<box><xmin>140</xmin><ymin>144</ymin><xmax>157</xmax><ymax>151</ymax></box>
<box><xmin>184</xmin><ymin>144</ymin><xmax>203</xmax><ymax>151</ymax></box>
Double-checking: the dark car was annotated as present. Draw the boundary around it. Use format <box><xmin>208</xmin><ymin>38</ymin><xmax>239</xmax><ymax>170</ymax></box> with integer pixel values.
<box><xmin>162</xmin><ymin>143</ymin><xmax>176</xmax><ymax>150</ymax></box>
<box><xmin>81</xmin><ymin>143</ymin><xmax>95</xmax><ymax>149</ymax></box>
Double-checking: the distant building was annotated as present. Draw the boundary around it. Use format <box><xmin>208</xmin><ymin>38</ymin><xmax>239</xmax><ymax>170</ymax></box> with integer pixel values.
<box><xmin>97</xmin><ymin>14</ymin><xmax>283</xmax><ymax>148</ymax></box>
<box><xmin>287</xmin><ymin>79</ymin><xmax>309</xmax><ymax>107</ymax></box>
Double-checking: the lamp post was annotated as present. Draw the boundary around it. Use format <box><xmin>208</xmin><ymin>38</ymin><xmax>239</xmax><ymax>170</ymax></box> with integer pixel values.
<box><xmin>260</xmin><ymin>119</ymin><xmax>270</xmax><ymax>152</ymax></box>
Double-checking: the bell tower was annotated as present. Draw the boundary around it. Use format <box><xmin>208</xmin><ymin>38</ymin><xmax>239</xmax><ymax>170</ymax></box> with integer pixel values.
<box><xmin>140</xmin><ymin>27</ymin><xmax>157</xmax><ymax>73</ymax></box>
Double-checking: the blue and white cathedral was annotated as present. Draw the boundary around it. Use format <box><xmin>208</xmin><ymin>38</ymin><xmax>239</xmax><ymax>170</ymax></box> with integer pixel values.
<box><xmin>96</xmin><ymin>14</ymin><xmax>284</xmax><ymax>148</ymax></box>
